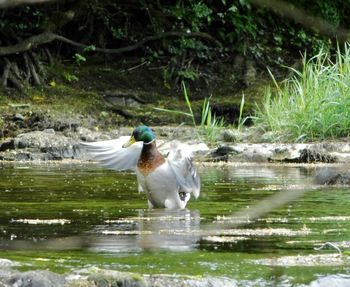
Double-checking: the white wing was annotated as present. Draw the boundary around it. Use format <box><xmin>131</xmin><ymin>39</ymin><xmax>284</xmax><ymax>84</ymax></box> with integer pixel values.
<box><xmin>164</xmin><ymin>141</ymin><xmax>205</xmax><ymax>198</ymax></box>
<box><xmin>168</xmin><ymin>157</ymin><xmax>200</xmax><ymax>198</ymax></box>
<box><xmin>80</xmin><ymin>136</ymin><xmax>143</xmax><ymax>171</ymax></box>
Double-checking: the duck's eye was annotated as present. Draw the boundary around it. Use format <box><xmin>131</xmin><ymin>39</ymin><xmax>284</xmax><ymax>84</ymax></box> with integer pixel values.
<box><xmin>133</xmin><ymin>130</ymin><xmax>140</xmax><ymax>139</ymax></box>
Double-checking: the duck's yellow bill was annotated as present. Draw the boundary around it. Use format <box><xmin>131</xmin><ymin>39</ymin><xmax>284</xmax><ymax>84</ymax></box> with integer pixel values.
<box><xmin>122</xmin><ymin>136</ymin><xmax>136</xmax><ymax>148</ymax></box>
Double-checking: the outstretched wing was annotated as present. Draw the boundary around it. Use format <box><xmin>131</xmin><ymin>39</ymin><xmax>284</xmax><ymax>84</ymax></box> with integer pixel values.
<box><xmin>166</xmin><ymin>141</ymin><xmax>202</xmax><ymax>198</ymax></box>
<box><xmin>168</xmin><ymin>157</ymin><xmax>200</xmax><ymax>198</ymax></box>
<box><xmin>80</xmin><ymin>136</ymin><xmax>143</xmax><ymax>171</ymax></box>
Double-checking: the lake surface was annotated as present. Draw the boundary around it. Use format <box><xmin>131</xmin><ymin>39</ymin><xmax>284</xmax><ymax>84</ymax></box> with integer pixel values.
<box><xmin>0</xmin><ymin>162</ymin><xmax>350</xmax><ymax>286</ymax></box>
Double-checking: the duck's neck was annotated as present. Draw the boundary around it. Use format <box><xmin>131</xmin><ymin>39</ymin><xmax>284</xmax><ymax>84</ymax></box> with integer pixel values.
<box><xmin>137</xmin><ymin>141</ymin><xmax>165</xmax><ymax>175</ymax></box>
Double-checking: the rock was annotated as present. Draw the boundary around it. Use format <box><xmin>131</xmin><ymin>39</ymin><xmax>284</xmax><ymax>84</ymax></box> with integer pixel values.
<box><xmin>206</xmin><ymin>143</ymin><xmax>350</xmax><ymax>163</ymax></box>
<box><xmin>0</xmin><ymin>259</ymin><xmax>18</xmax><ymax>267</ymax></box>
<box><xmin>314</xmin><ymin>168</ymin><xmax>350</xmax><ymax>185</ymax></box>
<box><xmin>308</xmin><ymin>275</ymin><xmax>350</xmax><ymax>287</ymax></box>
<box><xmin>76</xmin><ymin>127</ymin><xmax>115</xmax><ymax>142</ymax></box>
<box><xmin>0</xmin><ymin>270</ymin><xmax>65</xmax><ymax>287</ymax></box>
<box><xmin>0</xmin><ymin>126</ymin><xmax>130</xmax><ymax>161</ymax></box>
<box><xmin>89</xmin><ymin>276</ymin><xmax>110</xmax><ymax>287</ymax></box>
<box><xmin>0</xmin><ymin>130</ymin><xmax>81</xmax><ymax>161</ymax></box>
<box><xmin>25</xmin><ymin>136</ymin><xmax>76</xmax><ymax>159</ymax></box>
<box><xmin>298</xmin><ymin>148</ymin><xmax>337</xmax><ymax>163</ymax></box>
<box><xmin>67</xmin><ymin>268</ymin><xmax>237</xmax><ymax>287</ymax></box>
<box><xmin>20</xmin><ymin>112</ymin><xmax>81</xmax><ymax>132</ymax></box>
<box><xmin>68</xmin><ymin>268</ymin><xmax>146</xmax><ymax>287</ymax></box>
<box><xmin>219</xmin><ymin>129</ymin><xmax>238</xmax><ymax>142</ymax></box>
<box><xmin>0</xmin><ymin>140</ymin><xmax>14</xmax><ymax>152</ymax></box>
<box><xmin>210</xmin><ymin>146</ymin><xmax>237</xmax><ymax>161</ymax></box>
<box><xmin>14</xmin><ymin>152</ymin><xmax>32</xmax><ymax>161</ymax></box>
<box><xmin>43</xmin><ymin>129</ymin><xmax>55</xmax><ymax>134</ymax></box>
<box><xmin>54</xmin><ymin>119</ymin><xmax>80</xmax><ymax>132</ymax></box>
<box><xmin>103</xmin><ymin>90</ymin><xmax>147</xmax><ymax>108</ymax></box>
<box><xmin>153</xmin><ymin>126</ymin><xmax>197</xmax><ymax>141</ymax></box>
<box><xmin>104</xmin><ymin>94</ymin><xmax>141</xmax><ymax>108</ymax></box>
<box><xmin>13</xmin><ymin>114</ymin><xmax>24</xmax><ymax>122</ymax></box>
<box><xmin>146</xmin><ymin>275</ymin><xmax>237</xmax><ymax>287</ymax></box>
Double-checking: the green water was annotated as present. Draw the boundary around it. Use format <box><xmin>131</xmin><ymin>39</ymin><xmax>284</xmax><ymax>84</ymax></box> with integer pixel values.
<box><xmin>0</xmin><ymin>163</ymin><xmax>350</xmax><ymax>285</ymax></box>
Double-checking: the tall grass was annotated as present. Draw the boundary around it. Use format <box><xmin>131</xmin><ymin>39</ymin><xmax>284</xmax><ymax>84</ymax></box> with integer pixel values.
<box><xmin>154</xmin><ymin>81</ymin><xmax>225</xmax><ymax>143</ymax></box>
<box><xmin>200</xmin><ymin>97</ymin><xmax>225</xmax><ymax>142</ymax></box>
<box><xmin>255</xmin><ymin>44</ymin><xmax>350</xmax><ymax>142</ymax></box>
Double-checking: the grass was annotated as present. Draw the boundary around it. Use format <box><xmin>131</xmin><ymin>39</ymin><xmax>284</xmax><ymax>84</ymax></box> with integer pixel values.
<box><xmin>237</xmin><ymin>93</ymin><xmax>246</xmax><ymax>132</ymax></box>
<box><xmin>200</xmin><ymin>97</ymin><xmax>225</xmax><ymax>142</ymax></box>
<box><xmin>254</xmin><ymin>44</ymin><xmax>350</xmax><ymax>142</ymax></box>
<box><xmin>154</xmin><ymin>81</ymin><xmax>225</xmax><ymax>143</ymax></box>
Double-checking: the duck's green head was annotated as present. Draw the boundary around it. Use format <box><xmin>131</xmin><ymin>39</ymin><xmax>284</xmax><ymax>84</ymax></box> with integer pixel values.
<box><xmin>123</xmin><ymin>125</ymin><xmax>156</xmax><ymax>147</ymax></box>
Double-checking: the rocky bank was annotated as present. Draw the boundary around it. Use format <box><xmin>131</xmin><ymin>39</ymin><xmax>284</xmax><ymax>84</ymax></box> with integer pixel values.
<box><xmin>1</xmin><ymin>125</ymin><xmax>350</xmax><ymax>165</ymax></box>
<box><xmin>0</xmin><ymin>263</ymin><xmax>350</xmax><ymax>287</ymax></box>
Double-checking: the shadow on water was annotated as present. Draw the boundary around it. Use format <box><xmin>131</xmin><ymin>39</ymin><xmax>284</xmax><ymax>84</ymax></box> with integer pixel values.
<box><xmin>0</xmin><ymin>162</ymin><xmax>350</xmax><ymax>285</ymax></box>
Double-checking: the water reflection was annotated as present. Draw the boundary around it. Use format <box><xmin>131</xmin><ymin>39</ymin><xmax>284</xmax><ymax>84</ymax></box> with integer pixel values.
<box><xmin>227</xmin><ymin>166</ymin><xmax>311</xmax><ymax>181</ymax></box>
<box><xmin>91</xmin><ymin>209</ymin><xmax>201</xmax><ymax>252</ymax></box>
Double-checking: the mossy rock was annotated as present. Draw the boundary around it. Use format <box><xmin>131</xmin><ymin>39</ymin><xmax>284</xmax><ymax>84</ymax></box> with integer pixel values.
<box><xmin>86</xmin><ymin>269</ymin><xmax>146</xmax><ymax>287</ymax></box>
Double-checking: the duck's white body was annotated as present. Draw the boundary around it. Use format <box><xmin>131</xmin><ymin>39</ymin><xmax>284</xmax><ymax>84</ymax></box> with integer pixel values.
<box><xmin>81</xmin><ymin>136</ymin><xmax>205</xmax><ymax>209</ymax></box>
<box><xmin>136</xmin><ymin>161</ymin><xmax>188</xmax><ymax>209</ymax></box>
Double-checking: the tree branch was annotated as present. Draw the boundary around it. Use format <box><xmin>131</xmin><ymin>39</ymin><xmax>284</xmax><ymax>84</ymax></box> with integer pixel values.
<box><xmin>0</xmin><ymin>0</ymin><xmax>56</xmax><ymax>8</ymax></box>
<box><xmin>248</xmin><ymin>0</ymin><xmax>350</xmax><ymax>41</ymax></box>
<box><xmin>0</xmin><ymin>31</ymin><xmax>222</xmax><ymax>57</ymax></box>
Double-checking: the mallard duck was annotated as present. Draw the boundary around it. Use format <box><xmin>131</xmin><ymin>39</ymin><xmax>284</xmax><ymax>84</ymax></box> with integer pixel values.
<box><xmin>81</xmin><ymin>126</ymin><xmax>202</xmax><ymax>209</ymax></box>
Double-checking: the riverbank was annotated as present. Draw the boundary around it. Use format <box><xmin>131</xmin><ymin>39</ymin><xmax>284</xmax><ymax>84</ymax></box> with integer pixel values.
<box><xmin>1</xmin><ymin>263</ymin><xmax>350</xmax><ymax>287</ymax></box>
<box><xmin>1</xmin><ymin>125</ymin><xmax>350</xmax><ymax>164</ymax></box>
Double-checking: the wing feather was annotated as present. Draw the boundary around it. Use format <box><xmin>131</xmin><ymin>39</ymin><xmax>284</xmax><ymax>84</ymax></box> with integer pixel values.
<box><xmin>168</xmin><ymin>157</ymin><xmax>200</xmax><ymax>198</ymax></box>
<box><xmin>165</xmin><ymin>141</ymin><xmax>204</xmax><ymax>198</ymax></box>
<box><xmin>80</xmin><ymin>136</ymin><xmax>143</xmax><ymax>171</ymax></box>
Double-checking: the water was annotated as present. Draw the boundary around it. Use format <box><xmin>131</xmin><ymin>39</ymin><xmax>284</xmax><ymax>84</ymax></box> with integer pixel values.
<box><xmin>0</xmin><ymin>162</ymin><xmax>350</xmax><ymax>285</ymax></box>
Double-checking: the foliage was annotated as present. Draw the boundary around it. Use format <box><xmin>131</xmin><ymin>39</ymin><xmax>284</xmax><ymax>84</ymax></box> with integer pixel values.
<box><xmin>254</xmin><ymin>43</ymin><xmax>350</xmax><ymax>142</ymax></box>
<box><xmin>63</xmin><ymin>72</ymin><xmax>79</xmax><ymax>83</ymax></box>
<box><xmin>1</xmin><ymin>0</ymin><xmax>350</xmax><ymax>90</ymax></box>
<box><xmin>73</xmin><ymin>53</ymin><xmax>86</xmax><ymax>66</ymax></box>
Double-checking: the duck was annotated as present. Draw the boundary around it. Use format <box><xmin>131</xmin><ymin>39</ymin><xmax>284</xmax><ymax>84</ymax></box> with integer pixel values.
<box><xmin>81</xmin><ymin>125</ymin><xmax>202</xmax><ymax>209</ymax></box>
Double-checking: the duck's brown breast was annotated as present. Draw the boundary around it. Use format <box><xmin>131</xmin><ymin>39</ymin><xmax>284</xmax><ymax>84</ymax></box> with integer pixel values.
<box><xmin>137</xmin><ymin>141</ymin><xmax>165</xmax><ymax>176</ymax></box>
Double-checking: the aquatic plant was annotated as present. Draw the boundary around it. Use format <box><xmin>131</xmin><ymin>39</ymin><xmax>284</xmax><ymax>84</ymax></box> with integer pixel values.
<box><xmin>255</xmin><ymin>44</ymin><xmax>350</xmax><ymax>142</ymax></box>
